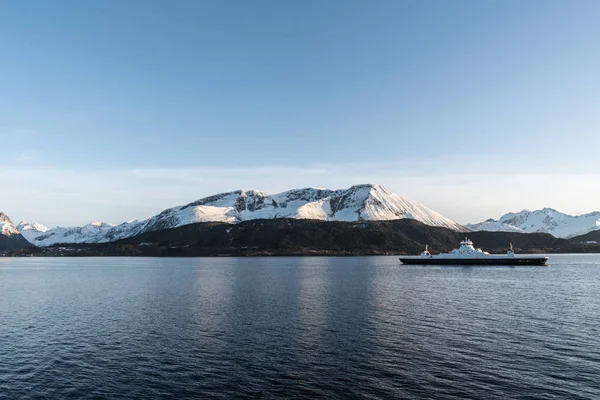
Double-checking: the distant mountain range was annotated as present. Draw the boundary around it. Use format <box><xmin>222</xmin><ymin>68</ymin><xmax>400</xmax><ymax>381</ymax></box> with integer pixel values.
<box><xmin>3</xmin><ymin>184</ymin><xmax>466</xmax><ymax>248</ymax></box>
<box><xmin>12</xmin><ymin>219</ymin><xmax>598</xmax><ymax>257</ymax></box>
<box><xmin>2</xmin><ymin>184</ymin><xmax>599</xmax><ymax>252</ymax></box>
<box><xmin>467</xmin><ymin>208</ymin><xmax>600</xmax><ymax>239</ymax></box>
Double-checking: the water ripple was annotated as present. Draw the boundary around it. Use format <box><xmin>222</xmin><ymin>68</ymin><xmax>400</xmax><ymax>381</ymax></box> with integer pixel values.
<box><xmin>1</xmin><ymin>255</ymin><xmax>600</xmax><ymax>399</ymax></box>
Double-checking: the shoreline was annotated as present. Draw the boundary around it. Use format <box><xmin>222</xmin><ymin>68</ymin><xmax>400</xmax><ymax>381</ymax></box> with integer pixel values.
<box><xmin>2</xmin><ymin>250</ymin><xmax>599</xmax><ymax>258</ymax></box>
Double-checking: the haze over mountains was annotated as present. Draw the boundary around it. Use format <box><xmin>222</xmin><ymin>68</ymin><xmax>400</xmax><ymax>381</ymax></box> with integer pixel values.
<box><xmin>2</xmin><ymin>184</ymin><xmax>600</xmax><ymax>250</ymax></box>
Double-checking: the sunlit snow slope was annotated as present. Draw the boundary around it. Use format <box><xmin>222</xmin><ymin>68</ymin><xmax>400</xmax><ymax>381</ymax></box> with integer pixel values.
<box><xmin>0</xmin><ymin>212</ymin><xmax>21</xmax><ymax>236</ymax></box>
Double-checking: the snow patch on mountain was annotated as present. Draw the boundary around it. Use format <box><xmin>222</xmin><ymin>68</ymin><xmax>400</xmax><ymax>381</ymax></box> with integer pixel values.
<box><xmin>296</xmin><ymin>198</ymin><xmax>331</xmax><ymax>220</ymax></box>
<box><xmin>467</xmin><ymin>208</ymin><xmax>600</xmax><ymax>238</ymax></box>
<box><xmin>20</xmin><ymin>184</ymin><xmax>466</xmax><ymax>246</ymax></box>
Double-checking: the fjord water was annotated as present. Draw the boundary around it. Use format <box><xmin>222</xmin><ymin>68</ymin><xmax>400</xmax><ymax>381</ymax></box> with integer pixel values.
<box><xmin>1</xmin><ymin>256</ymin><xmax>599</xmax><ymax>399</ymax></box>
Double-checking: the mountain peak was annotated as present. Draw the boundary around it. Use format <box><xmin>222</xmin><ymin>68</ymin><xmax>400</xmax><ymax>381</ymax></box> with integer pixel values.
<box><xmin>17</xmin><ymin>221</ymin><xmax>49</xmax><ymax>233</ymax></box>
<box><xmin>347</xmin><ymin>183</ymin><xmax>388</xmax><ymax>192</ymax></box>
<box><xmin>539</xmin><ymin>207</ymin><xmax>559</xmax><ymax>213</ymax></box>
<box><xmin>0</xmin><ymin>214</ymin><xmax>32</xmax><ymax>250</ymax></box>
<box><xmin>240</xmin><ymin>189</ymin><xmax>268</xmax><ymax>197</ymax></box>
<box><xmin>349</xmin><ymin>183</ymin><xmax>378</xmax><ymax>189</ymax></box>
<box><xmin>0</xmin><ymin>212</ymin><xmax>25</xmax><ymax>239</ymax></box>
<box><xmin>86</xmin><ymin>222</ymin><xmax>114</xmax><ymax>228</ymax></box>
<box><xmin>469</xmin><ymin>207</ymin><xmax>600</xmax><ymax>238</ymax></box>
<box><xmin>0</xmin><ymin>212</ymin><xmax>13</xmax><ymax>224</ymax></box>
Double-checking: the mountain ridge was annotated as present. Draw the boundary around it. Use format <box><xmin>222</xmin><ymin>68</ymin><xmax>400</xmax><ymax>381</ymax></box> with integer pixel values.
<box><xmin>15</xmin><ymin>218</ymin><xmax>596</xmax><ymax>257</ymax></box>
<box><xmin>17</xmin><ymin>184</ymin><xmax>466</xmax><ymax>247</ymax></box>
<box><xmin>12</xmin><ymin>186</ymin><xmax>600</xmax><ymax>246</ymax></box>
<box><xmin>467</xmin><ymin>208</ymin><xmax>600</xmax><ymax>239</ymax></box>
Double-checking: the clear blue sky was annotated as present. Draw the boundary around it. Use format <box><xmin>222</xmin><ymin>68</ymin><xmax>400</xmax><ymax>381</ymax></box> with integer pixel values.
<box><xmin>1</xmin><ymin>0</ymin><xmax>600</xmax><ymax>225</ymax></box>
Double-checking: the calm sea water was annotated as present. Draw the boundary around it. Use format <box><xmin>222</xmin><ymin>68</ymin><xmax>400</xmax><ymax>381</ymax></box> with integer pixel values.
<box><xmin>1</xmin><ymin>255</ymin><xmax>599</xmax><ymax>399</ymax></box>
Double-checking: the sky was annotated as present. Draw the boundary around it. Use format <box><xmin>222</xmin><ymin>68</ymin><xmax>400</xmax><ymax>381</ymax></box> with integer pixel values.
<box><xmin>1</xmin><ymin>0</ymin><xmax>600</xmax><ymax>226</ymax></box>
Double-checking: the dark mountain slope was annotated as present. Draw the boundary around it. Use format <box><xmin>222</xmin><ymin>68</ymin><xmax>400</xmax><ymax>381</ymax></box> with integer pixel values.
<box><xmin>113</xmin><ymin>218</ymin><xmax>459</xmax><ymax>255</ymax></box>
<box><xmin>99</xmin><ymin>218</ymin><xmax>591</xmax><ymax>256</ymax></box>
<box><xmin>0</xmin><ymin>234</ymin><xmax>34</xmax><ymax>251</ymax></box>
<box><xmin>569</xmin><ymin>230</ymin><xmax>600</xmax><ymax>242</ymax></box>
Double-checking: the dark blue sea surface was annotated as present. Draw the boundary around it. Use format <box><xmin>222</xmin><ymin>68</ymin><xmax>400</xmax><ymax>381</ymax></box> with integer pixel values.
<box><xmin>1</xmin><ymin>255</ymin><xmax>599</xmax><ymax>399</ymax></box>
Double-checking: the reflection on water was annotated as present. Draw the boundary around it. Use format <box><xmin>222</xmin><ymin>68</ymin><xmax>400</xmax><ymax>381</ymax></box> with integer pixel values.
<box><xmin>1</xmin><ymin>255</ymin><xmax>600</xmax><ymax>399</ymax></box>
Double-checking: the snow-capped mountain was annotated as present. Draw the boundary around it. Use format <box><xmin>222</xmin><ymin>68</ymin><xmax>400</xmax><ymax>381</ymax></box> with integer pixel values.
<box><xmin>464</xmin><ymin>219</ymin><xmax>523</xmax><ymax>233</ymax></box>
<box><xmin>0</xmin><ymin>212</ymin><xmax>33</xmax><ymax>250</ymax></box>
<box><xmin>139</xmin><ymin>184</ymin><xmax>465</xmax><ymax>232</ymax></box>
<box><xmin>22</xmin><ymin>221</ymin><xmax>141</xmax><ymax>247</ymax></box>
<box><xmin>467</xmin><ymin>208</ymin><xmax>600</xmax><ymax>239</ymax></box>
<box><xmin>16</xmin><ymin>221</ymin><xmax>50</xmax><ymax>243</ymax></box>
<box><xmin>21</xmin><ymin>184</ymin><xmax>466</xmax><ymax>246</ymax></box>
<box><xmin>0</xmin><ymin>212</ymin><xmax>20</xmax><ymax>236</ymax></box>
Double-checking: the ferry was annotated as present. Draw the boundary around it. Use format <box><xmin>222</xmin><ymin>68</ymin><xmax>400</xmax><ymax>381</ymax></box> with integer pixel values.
<box><xmin>399</xmin><ymin>238</ymin><xmax>549</xmax><ymax>265</ymax></box>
